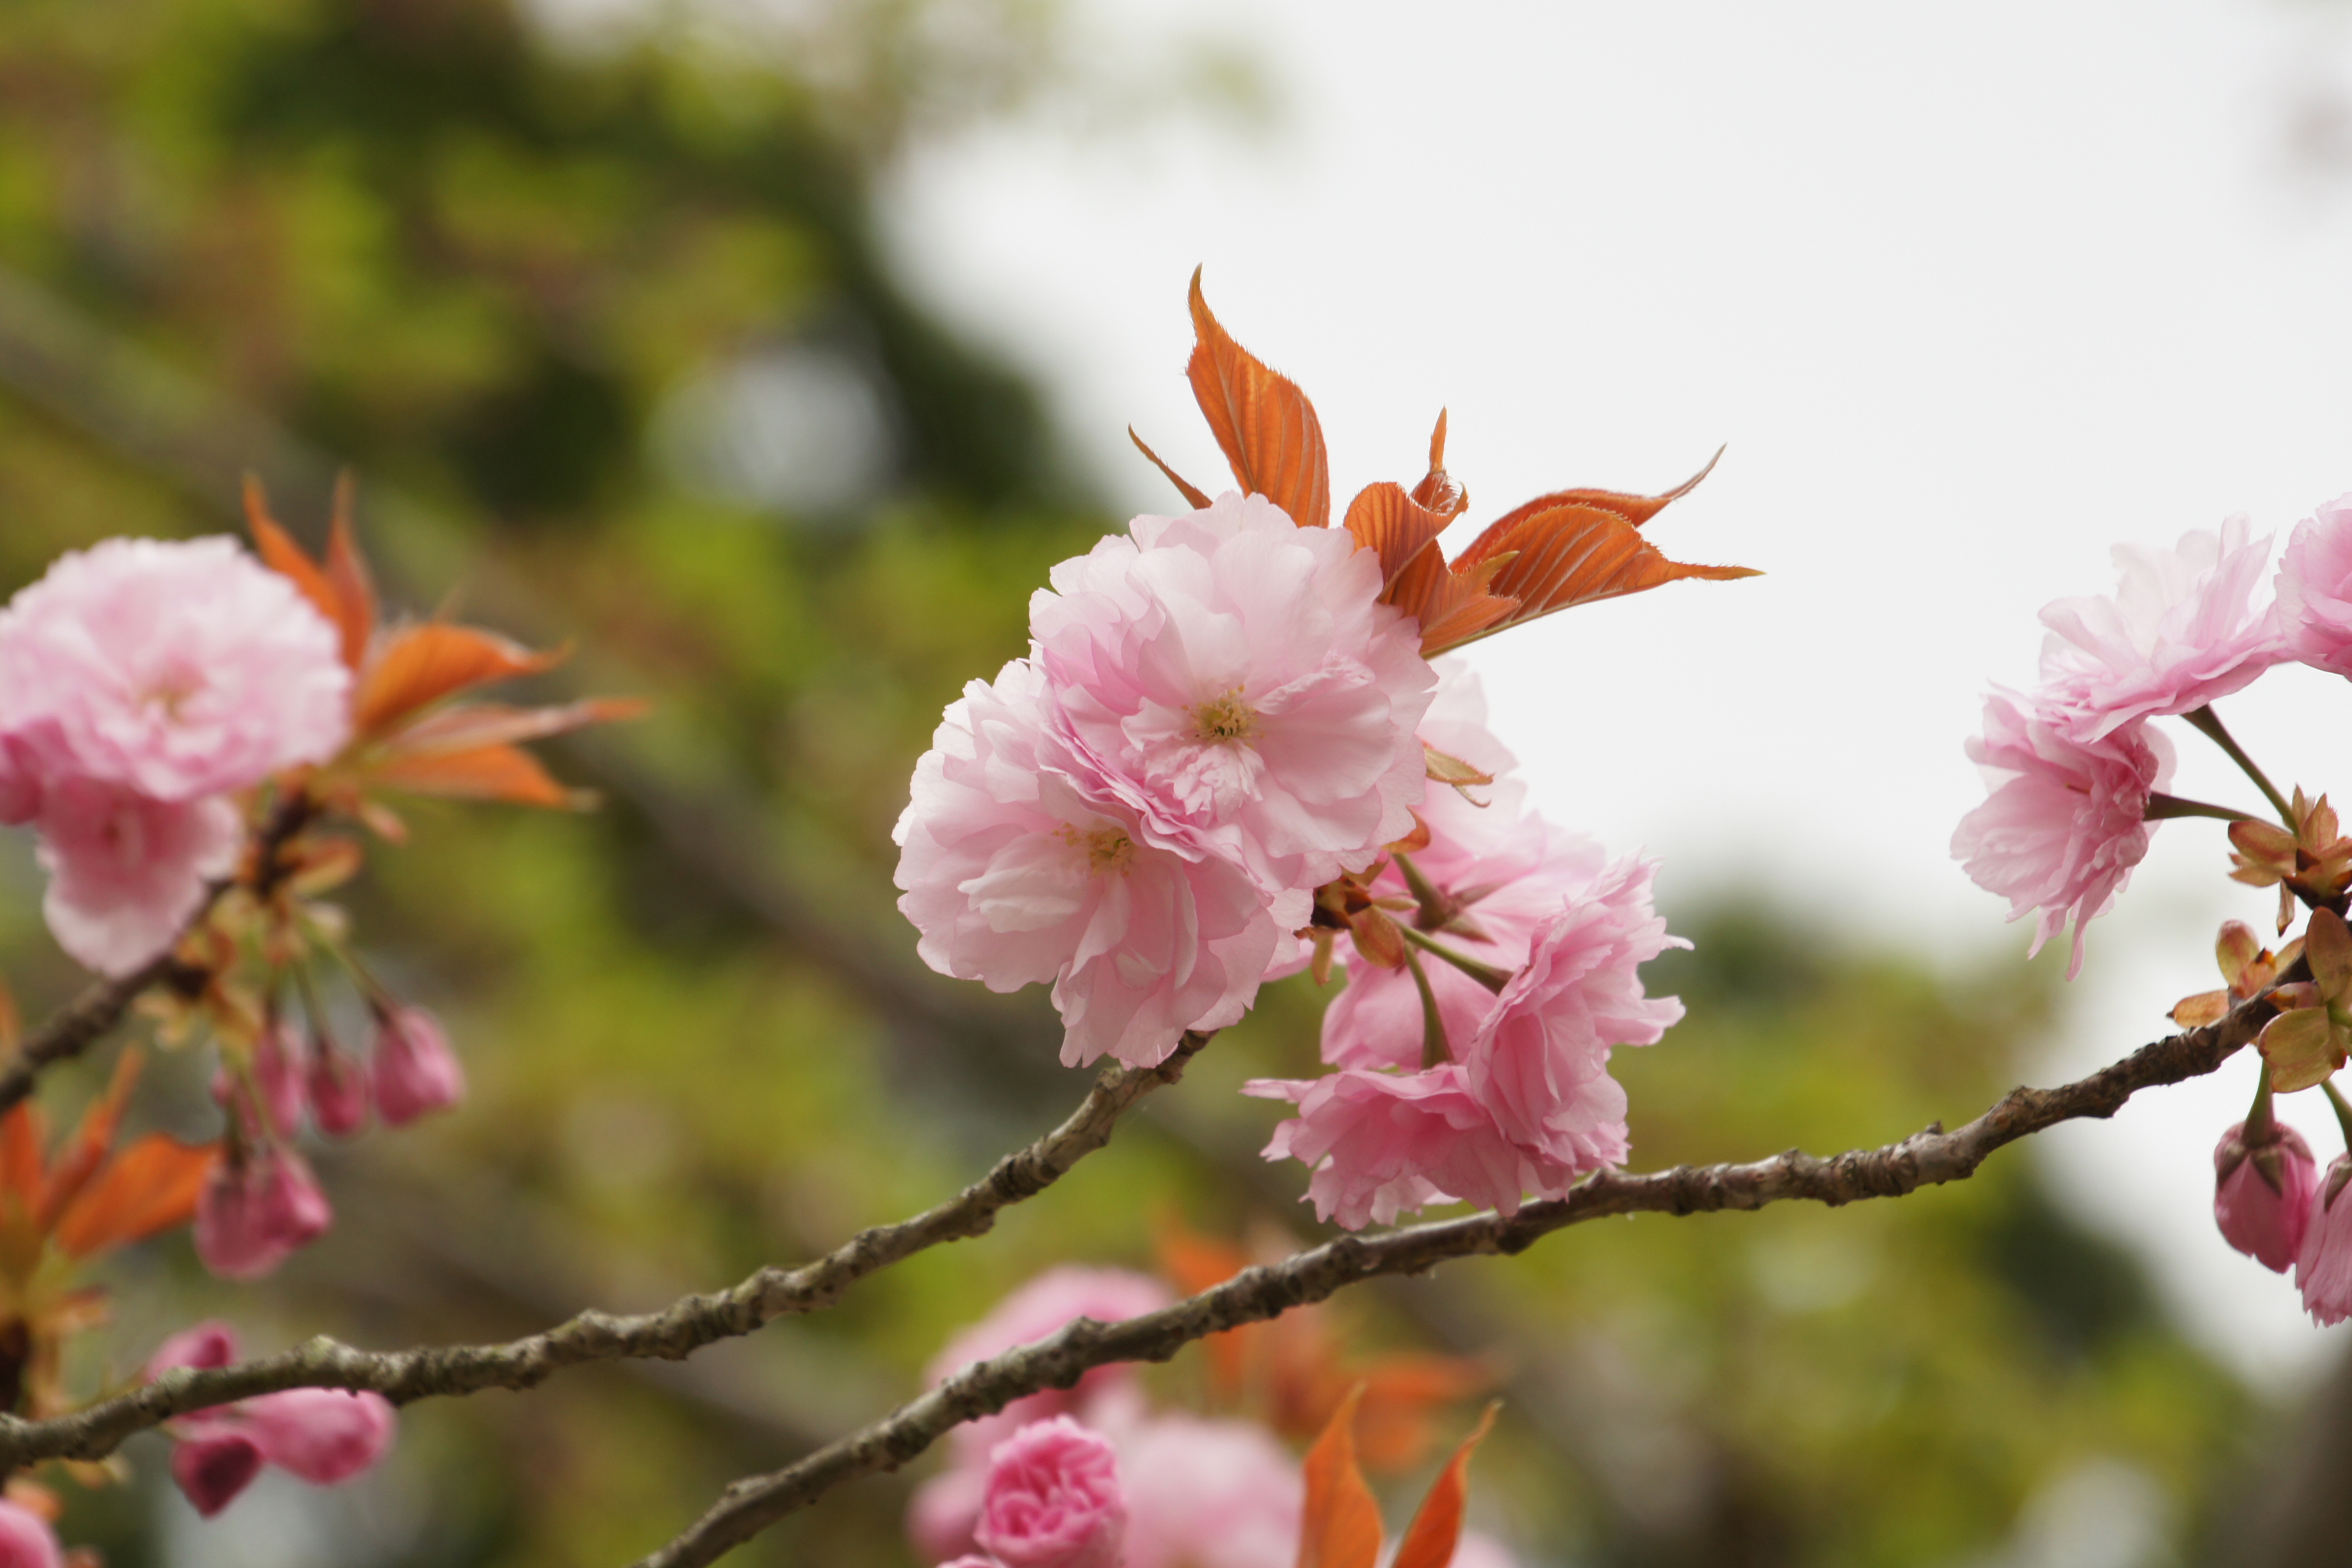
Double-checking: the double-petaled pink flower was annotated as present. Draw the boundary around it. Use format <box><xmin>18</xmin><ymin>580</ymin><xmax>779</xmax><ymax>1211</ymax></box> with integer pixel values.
<box><xmin>0</xmin><ymin>1503</ymin><xmax>60</xmax><ymax>1568</ymax></box>
<box><xmin>1952</xmin><ymin>692</ymin><xmax>2173</xmax><ymax>979</ymax></box>
<box><xmin>2298</xmin><ymin>1154</ymin><xmax>2352</xmax><ymax>1326</ymax></box>
<box><xmin>1032</xmin><ymin>492</ymin><xmax>1434</xmax><ymax>902</ymax></box>
<box><xmin>1244</xmin><ymin>1064</ymin><xmax>1536</xmax><ymax>1229</ymax></box>
<box><xmin>2275</xmin><ymin>493</ymin><xmax>2352</xmax><ymax>678</ymax></box>
<box><xmin>2035</xmin><ymin>514</ymin><xmax>2282</xmax><ymax>741</ymax></box>
<box><xmin>147</xmin><ymin>1322</ymin><xmax>396</xmax><ymax>1516</ymax></box>
<box><xmin>970</xmin><ymin>1417</ymin><xmax>1127</xmax><ymax>1568</ymax></box>
<box><xmin>895</xmin><ymin>659</ymin><xmax>1281</xmax><ymax>1067</ymax></box>
<box><xmin>0</xmin><ymin>536</ymin><xmax>351</xmax><ymax>974</ymax></box>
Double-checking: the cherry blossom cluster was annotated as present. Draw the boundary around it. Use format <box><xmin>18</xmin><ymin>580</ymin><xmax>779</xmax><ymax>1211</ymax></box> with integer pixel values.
<box><xmin>909</xmin><ymin>1266</ymin><xmax>1513</xmax><ymax>1568</ymax></box>
<box><xmin>1953</xmin><ymin>492</ymin><xmax>2352</xmax><ymax>1324</ymax></box>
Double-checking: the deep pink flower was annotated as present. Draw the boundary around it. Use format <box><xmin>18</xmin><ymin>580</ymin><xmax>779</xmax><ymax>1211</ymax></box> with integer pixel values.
<box><xmin>895</xmin><ymin>659</ymin><xmax>1281</xmax><ymax>1068</ymax></box>
<box><xmin>239</xmin><ymin>1388</ymin><xmax>398</xmax><ymax>1483</ymax></box>
<box><xmin>2297</xmin><ymin>1155</ymin><xmax>2352</xmax><ymax>1326</ymax></box>
<box><xmin>1118</xmin><ymin>1414</ymin><xmax>1302</xmax><ymax>1568</ymax></box>
<box><xmin>0</xmin><ymin>734</ymin><xmax>39</xmax><ymax>826</ymax></box>
<box><xmin>309</xmin><ymin>1043</ymin><xmax>373</xmax><ymax>1137</ymax></box>
<box><xmin>1244</xmin><ymin>1065</ymin><xmax>1541</xmax><ymax>1228</ymax></box>
<box><xmin>147</xmin><ymin>1320</ymin><xmax>239</xmax><ymax>1378</ymax></box>
<box><xmin>2275</xmin><ymin>493</ymin><xmax>2352</xmax><ymax>678</ymax></box>
<box><xmin>32</xmin><ymin>780</ymin><xmax>239</xmax><ymax>976</ymax></box>
<box><xmin>2036</xmin><ymin>513</ymin><xmax>2282</xmax><ymax>740</ymax></box>
<box><xmin>973</xmin><ymin>1417</ymin><xmax>1126</xmax><ymax>1568</ymax></box>
<box><xmin>371</xmin><ymin>1005</ymin><xmax>465</xmax><ymax>1124</ymax></box>
<box><xmin>172</xmin><ymin>1430</ymin><xmax>266</xmax><ymax>1517</ymax></box>
<box><xmin>928</xmin><ymin>1267</ymin><xmax>1172</xmax><ymax>1464</ymax></box>
<box><xmin>194</xmin><ymin>1146</ymin><xmax>332</xmax><ymax>1280</ymax></box>
<box><xmin>2213</xmin><ymin>1121</ymin><xmax>2318</xmax><ymax>1273</ymax></box>
<box><xmin>214</xmin><ymin>1022</ymin><xmax>310</xmax><ymax>1141</ymax></box>
<box><xmin>0</xmin><ymin>1502</ymin><xmax>60</xmax><ymax>1568</ymax></box>
<box><xmin>1464</xmin><ymin>857</ymin><xmax>1685</xmax><ymax>1179</ymax></box>
<box><xmin>1952</xmin><ymin>693</ymin><xmax>2173</xmax><ymax>980</ymax></box>
<box><xmin>0</xmin><ymin>535</ymin><xmax>349</xmax><ymax>802</ymax></box>
<box><xmin>1032</xmin><ymin>492</ymin><xmax>1434</xmax><ymax>898</ymax></box>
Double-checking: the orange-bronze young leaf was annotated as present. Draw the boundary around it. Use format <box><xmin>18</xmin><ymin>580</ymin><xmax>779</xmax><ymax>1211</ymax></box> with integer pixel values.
<box><xmin>1188</xmin><ymin>269</ymin><xmax>1331</xmax><ymax>529</ymax></box>
<box><xmin>1385</xmin><ymin>545</ymin><xmax>1519</xmax><ymax>656</ymax></box>
<box><xmin>1408</xmin><ymin>410</ymin><xmax>1470</xmax><ymax>524</ymax></box>
<box><xmin>1390</xmin><ymin>1402</ymin><xmax>1502</xmax><ymax>1568</ymax></box>
<box><xmin>1344</xmin><ymin>484</ymin><xmax>1454</xmax><ymax>589</ymax></box>
<box><xmin>1441</xmin><ymin>501</ymin><xmax>1756</xmax><ymax>650</ymax></box>
<box><xmin>246</xmin><ymin>475</ymin><xmax>377</xmax><ymax>671</ymax></box>
<box><xmin>1296</xmin><ymin>1387</ymin><xmax>1384</xmax><ymax>1568</ymax></box>
<box><xmin>1477</xmin><ymin>447</ymin><xmax>1724</xmax><ymax>537</ymax></box>
<box><xmin>353</xmin><ymin>624</ymin><xmax>568</xmax><ymax>738</ymax></box>
<box><xmin>51</xmin><ymin>1135</ymin><xmax>217</xmax><ymax>1259</ymax></box>
<box><xmin>323</xmin><ymin>472</ymin><xmax>379</xmax><ymax>671</ymax></box>
<box><xmin>1130</xmin><ymin>427</ymin><xmax>1214</xmax><ymax>510</ymax></box>
<box><xmin>369</xmin><ymin>743</ymin><xmax>585</xmax><ymax>809</ymax></box>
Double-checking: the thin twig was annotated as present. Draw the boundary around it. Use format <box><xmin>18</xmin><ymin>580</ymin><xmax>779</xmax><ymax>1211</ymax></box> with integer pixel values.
<box><xmin>0</xmin><ymin>1032</ymin><xmax>1211</xmax><ymax>1469</ymax></box>
<box><xmin>626</xmin><ymin>987</ymin><xmax>2273</xmax><ymax>1568</ymax></box>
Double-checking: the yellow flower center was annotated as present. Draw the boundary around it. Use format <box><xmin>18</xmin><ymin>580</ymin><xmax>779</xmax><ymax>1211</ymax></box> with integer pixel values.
<box><xmin>1191</xmin><ymin>689</ymin><xmax>1257</xmax><ymax>744</ymax></box>
<box><xmin>1060</xmin><ymin>824</ymin><xmax>1137</xmax><ymax>875</ymax></box>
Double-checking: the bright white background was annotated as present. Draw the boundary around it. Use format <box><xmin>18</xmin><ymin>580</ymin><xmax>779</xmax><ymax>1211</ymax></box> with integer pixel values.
<box><xmin>878</xmin><ymin>0</ymin><xmax>2352</xmax><ymax>1388</ymax></box>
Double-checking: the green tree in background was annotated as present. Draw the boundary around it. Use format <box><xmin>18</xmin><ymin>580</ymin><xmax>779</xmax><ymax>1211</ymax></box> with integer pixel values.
<box><xmin>0</xmin><ymin>2</ymin><xmax>2270</xmax><ymax>1564</ymax></box>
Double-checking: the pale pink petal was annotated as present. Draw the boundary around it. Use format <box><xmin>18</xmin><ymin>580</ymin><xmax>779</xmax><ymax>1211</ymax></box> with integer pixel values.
<box><xmin>34</xmin><ymin>782</ymin><xmax>238</xmax><ymax>976</ymax></box>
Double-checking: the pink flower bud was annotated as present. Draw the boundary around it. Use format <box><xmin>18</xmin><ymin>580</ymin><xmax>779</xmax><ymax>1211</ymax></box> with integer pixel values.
<box><xmin>171</xmin><ymin>1430</ymin><xmax>264</xmax><ymax>1517</ymax></box>
<box><xmin>974</xmin><ymin>1418</ymin><xmax>1126</xmax><ymax>1568</ymax></box>
<box><xmin>0</xmin><ymin>1500</ymin><xmax>60</xmax><ymax>1568</ymax></box>
<box><xmin>2213</xmin><ymin>1121</ymin><xmax>2319</xmax><ymax>1272</ymax></box>
<box><xmin>146</xmin><ymin>1320</ymin><xmax>239</xmax><ymax>1380</ymax></box>
<box><xmin>371</xmin><ymin>1006</ymin><xmax>464</xmax><ymax>1126</ymax></box>
<box><xmin>307</xmin><ymin>1044</ymin><xmax>372</xmax><ymax>1138</ymax></box>
<box><xmin>240</xmin><ymin>1388</ymin><xmax>397</xmax><ymax>1484</ymax></box>
<box><xmin>2297</xmin><ymin>1154</ymin><xmax>2352</xmax><ymax>1326</ymax></box>
<box><xmin>212</xmin><ymin>1026</ymin><xmax>309</xmax><ymax>1141</ymax></box>
<box><xmin>194</xmin><ymin>1147</ymin><xmax>332</xmax><ymax>1280</ymax></box>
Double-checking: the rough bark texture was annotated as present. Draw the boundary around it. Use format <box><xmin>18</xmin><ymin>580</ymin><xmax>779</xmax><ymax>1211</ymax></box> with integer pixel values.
<box><xmin>0</xmin><ymin>1032</ymin><xmax>1208</xmax><ymax>1468</ymax></box>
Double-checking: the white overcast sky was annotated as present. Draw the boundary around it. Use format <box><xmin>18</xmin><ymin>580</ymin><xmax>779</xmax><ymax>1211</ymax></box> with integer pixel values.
<box><xmin>875</xmin><ymin>0</ymin><xmax>2352</xmax><ymax>1386</ymax></box>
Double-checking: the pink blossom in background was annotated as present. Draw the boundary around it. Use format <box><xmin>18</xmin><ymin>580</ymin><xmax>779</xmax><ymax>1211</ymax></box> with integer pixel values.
<box><xmin>2297</xmin><ymin>1156</ymin><xmax>2352</xmax><ymax>1326</ymax></box>
<box><xmin>0</xmin><ymin>1501</ymin><xmax>60</xmax><ymax>1568</ymax></box>
<box><xmin>895</xmin><ymin>659</ymin><xmax>1280</xmax><ymax>1068</ymax></box>
<box><xmin>910</xmin><ymin>1463</ymin><xmax>990</xmax><ymax>1563</ymax></box>
<box><xmin>149</xmin><ymin>1321</ymin><xmax>397</xmax><ymax>1515</ymax></box>
<box><xmin>0</xmin><ymin>536</ymin><xmax>349</xmax><ymax>802</ymax></box>
<box><xmin>1416</xmin><ymin>656</ymin><xmax>1518</xmax><ymax>784</ymax></box>
<box><xmin>2274</xmin><ymin>493</ymin><xmax>2352</xmax><ymax>678</ymax></box>
<box><xmin>371</xmin><ymin>1005</ymin><xmax>466</xmax><ymax>1124</ymax></box>
<box><xmin>972</xmin><ymin>1417</ymin><xmax>1126</xmax><ymax>1568</ymax></box>
<box><xmin>1117</xmin><ymin>1413</ymin><xmax>1303</xmax><ymax>1568</ymax></box>
<box><xmin>1245</xmin><ymin>1065</ymin><xmax>1538</xmax><ymax>1228</ymax></box>
<box><xmin>213</xmin><ymin>1022</ymin><xmax>310</xmax><ymax>1141</ymax></box>
<box><xmin>1951</xmin><ymin>692</ymin><xmax>2173</xmax><ymax>979</ymax></box>
<box><xmin>1032</xmin><ymin>492</ymin><xmax>1434</xmax><ymax>898</ymax></box>
<box><xmin>194</xmin><ymin>1146</ymin><xmax>332</xmax><ymax>1280</ymax></box>
<box><xmin>927</xmin><ymin>1266</ymin><xmax>1172</xmax><ymax>1464</ymax></box>
<box><xmin>309</xmin><ymin>1043</ymin><xmax>373</xmax><ymax>1137</ymax></box>
<box><xmin>2213</xmin><ymin>1121</ymin><xmax>2319</xmax><ymax>1273</ymax></box>
<box><xmin>0</xmin><ymin>734</ymin><xmax>39</xmax><ymax>825</ymax></box>
<box><xmin>2034</xmin><ymin>514</ymin><xmax>2281</xmax><ymax>740</ymax></box>
<box><xmin>1465</xmin><ymin>857</ymin><xmax>1684</xmax><ymax>1180</ymax></box>
<box><xmin>32</xmin><ymin>781</ymin><xmax>239</xmax><ymax>976</ymax></box>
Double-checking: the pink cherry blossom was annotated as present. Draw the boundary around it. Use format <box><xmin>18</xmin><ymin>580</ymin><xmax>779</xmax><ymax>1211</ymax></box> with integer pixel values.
<box><xmin>910</xmin><ymin>1463</ymin><xmax>991</xmax><ymax>1564</ymax></box>
<box><xmin>149</xmin><ymin>1321</ymin><xmax>398</xmax><ymax>1512</ymax></box>
<box><xmin>895</xmin><ymin>658</ymin><xmax>1280</xmax><ymax>1068</ymax></box>
<box><xmin>309</xmin><ymin>1043</ymin><xmax>373</xmax><ymax>1137</ymax></box>
<box><xmin>0</xmin><ymin>734</ymin><xmax>39</xmax><ymax>826</ymax></box>
<box><xmin>927</xmin><ymin>1267</ymin><xmax>1172</xmax><ymax>1464</ymax></box>
<box><xmin>2213</xmin><ymin>1121</ymin><xmax>2318</xmax><ymax>1273</ymax></box>
<box><xmin>2297</xmin><ymin>1155</ymin><xmax>2352</xmax><ymax>1326</ymax></box>
<box><xmin>2035</xmin><ymin>514</ymin><xmax>2281</xmax><ymax>741</ymax></box>
<box><xmin>1118</xmin><ymin>1414</ymin><xmax>1303</xmax><ymax>1568</ymax></box>
<box><xmin>214</xmin><ymin>1022</ymin><xmax>310</xmax><ymax>1141</ymax></box>
<box><xmin>194</xmin><ymin>1146</ymin><xmax>332</xmax><ymax>1280</ymax></box>
<box><xmin>371</xmin><ymin>1005</ymin><xmax>466</xmax><ymax>1124</ymax></box>
<box><xmin>1244</xmin><ymin>1065</ymin><xmax>1540</xmax><ymax>1228</ymax></box>
<box><xmin>0</xmin><ymin>535</ymin><xmax>349</xmax><ymax>802</ymax></box>
<box><xmin>2275</xmin><ymin>493</ymin><xmax>2352</xmax><ymax>678</ymax></box>
<box><xmin>172</xmin><ymin>1430</ymin><xmax>266</xmax><ymax>1517</ymax></box>
<box><xmin>0</xmin><ymin>1502</ymin><xmax>60</xmax><ymax>1568</ymax></box>
<box><xmin>1416</xmin><ymin>656</ymin><xmax>1518</xmax><ymax>786</ymax></box>
<box><xmin>32</xmin><ymin>780</ymin><xmax>239</xmax><ymax>976</ymax></box>
<box><xmin>1031</xmin><ymin>492</ymin><xmax>1434</xmax><ymax>897</ymax></box>
<box><xmin>1464</xmin><ymin>856</ymin><xmax>1685</xmax><ymax>1179</ymax></box>
<box><xmin>973</xmin><ymin>1417</ymin><xmax>1126</xmax><ymax>1568</ymax></box>
<box><xmin>1952</xmin><ymin>693</ymin><xmax>2173</xmax><ymax>980</ymax></box>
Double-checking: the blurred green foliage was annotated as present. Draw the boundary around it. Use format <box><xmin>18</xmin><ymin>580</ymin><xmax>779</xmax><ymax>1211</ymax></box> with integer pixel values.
<box><xmin>0</xmin><ymin>3</ymin><xmax>2260</xmax><ymax>1566</ymax></box>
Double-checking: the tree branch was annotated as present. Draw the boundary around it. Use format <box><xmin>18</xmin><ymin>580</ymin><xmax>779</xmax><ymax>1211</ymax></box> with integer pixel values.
<box><xmin>0</xmin><ymin>1032</ymin><xmax>1209</xmax><ymax>1469</ymax></box>
<box><xmin>626</xmin><ymin>987</ymin><xmax>2272</xmax><ymax>1568</ymax></box>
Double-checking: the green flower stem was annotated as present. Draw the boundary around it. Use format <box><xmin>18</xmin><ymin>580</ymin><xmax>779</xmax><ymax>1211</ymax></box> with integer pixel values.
<box><xmin>1390</xmin><ymin>851</ymin><xmax>1451</xmax><ymax>931</ymax></box>
<box><xmin>1403</xmin><ymin>948</ymin><xmax>1452</xmax><ymax>1069</ymax></box>
<box><xmin>1396</xmin><ymin>923</ymin><xmax>1513</xmax><ymax>994</ymax></box>
<box><xmin>2143</xmin><ymin>792</ymin><xmax>2258</xmax><ymax>824</ymax></box>
<box><xmin>2246</xmin><ymin>1058</ymin><xmax>2278</xmax><ymax>1141</ymax></box>
<box><xmin>2182</xmin><ymin>705</ymin><xmax>2295</xmax><ymax>828</ymax></box>
<box><xmin>2325</xmin><ymin>1079</ymin><xmax>2352</xmax><ymax>1150</ymax></box>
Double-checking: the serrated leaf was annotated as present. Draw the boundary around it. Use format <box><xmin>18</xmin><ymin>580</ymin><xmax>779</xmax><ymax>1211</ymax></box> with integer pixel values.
<box><xmin>1297</xmin><ymin>1387</ymin><xmax>1383</xmax><ymax>1568</ymax></box>
<box><xmin>1187</xmin><ymin>269</ymin><xmax>1331</xmax><ymax>529</ymax></box>
<box><xmin>2307</xmin><ymin>908</ymin><xmax>2352</xmax><ymax>998</ymax></box>
<box><xmin>2170</xmin><ymin>990</ymin><xmax>2230</xmax><ymax>1028</ymax></box>
<box><xmin>1387</xmin><ymin>546</ymin><xmax>1519</xmax><ymax>655</ymax></box>
<box><xmin>354</xmin><ymin>624</ymin><xmax>567</xmax><ymax>736</ymax></box>
<box><xmin>1476</xmin><ymin>449</ymin><xmax>1725</xmax><ymax>535</ymax></box>
<box><xmin>1345</xmin><ymin>483</ymin><xmax>1454</xmax><ymax>587</ymax></box>
<box><xmin>1446</xmin><ymin>502</ymin><xmax>1758</xmax><ymax>645</ymax></box>
<box><xmin>2260</xmin><ymin>1006</ymin><xmax>2347</xmax><ymax>1093</ymax></box>
<box><xmin>1392</xmin><ymin>1402</ymin><xmax>1501</xmax><ymax>1568</ymax></box>
<box><xmin>1129</xmin><ymin>427</ymin><xmax>1212</xmax><ymax>510</ymax></box>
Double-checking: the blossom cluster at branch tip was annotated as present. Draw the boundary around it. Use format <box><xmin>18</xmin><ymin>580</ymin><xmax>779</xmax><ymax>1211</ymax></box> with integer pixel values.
<box><xmin>147</xmin><ymin>1321</ymin><xmax>396</xmax><ymax>1516</ymax></box>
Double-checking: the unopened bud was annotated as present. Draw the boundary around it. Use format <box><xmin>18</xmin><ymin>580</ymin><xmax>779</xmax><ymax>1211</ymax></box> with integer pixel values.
<box><xmin>194</xmin><ymin>1146</ymin><xmax>332</xmax><ymax>1281</ymax></box>
<box><xmin>170</xmin><ymin>1430</ymin><xmax>264</xmax><ymax>1518</ymax></box>
<box><xmin>307</xmin><ymin>1044</ymin><xmax>372</xmax><ymax>1138</ymax></box>
<box><xmin>371</xmin><ymin>1006</ymin><xmax>465</xmax><ymax>1126</ymax></box>
<box><xmin>2214</xmin><ymin>1121</ymin><xmax>2319</xmax><ymax>1272</ymax></box>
